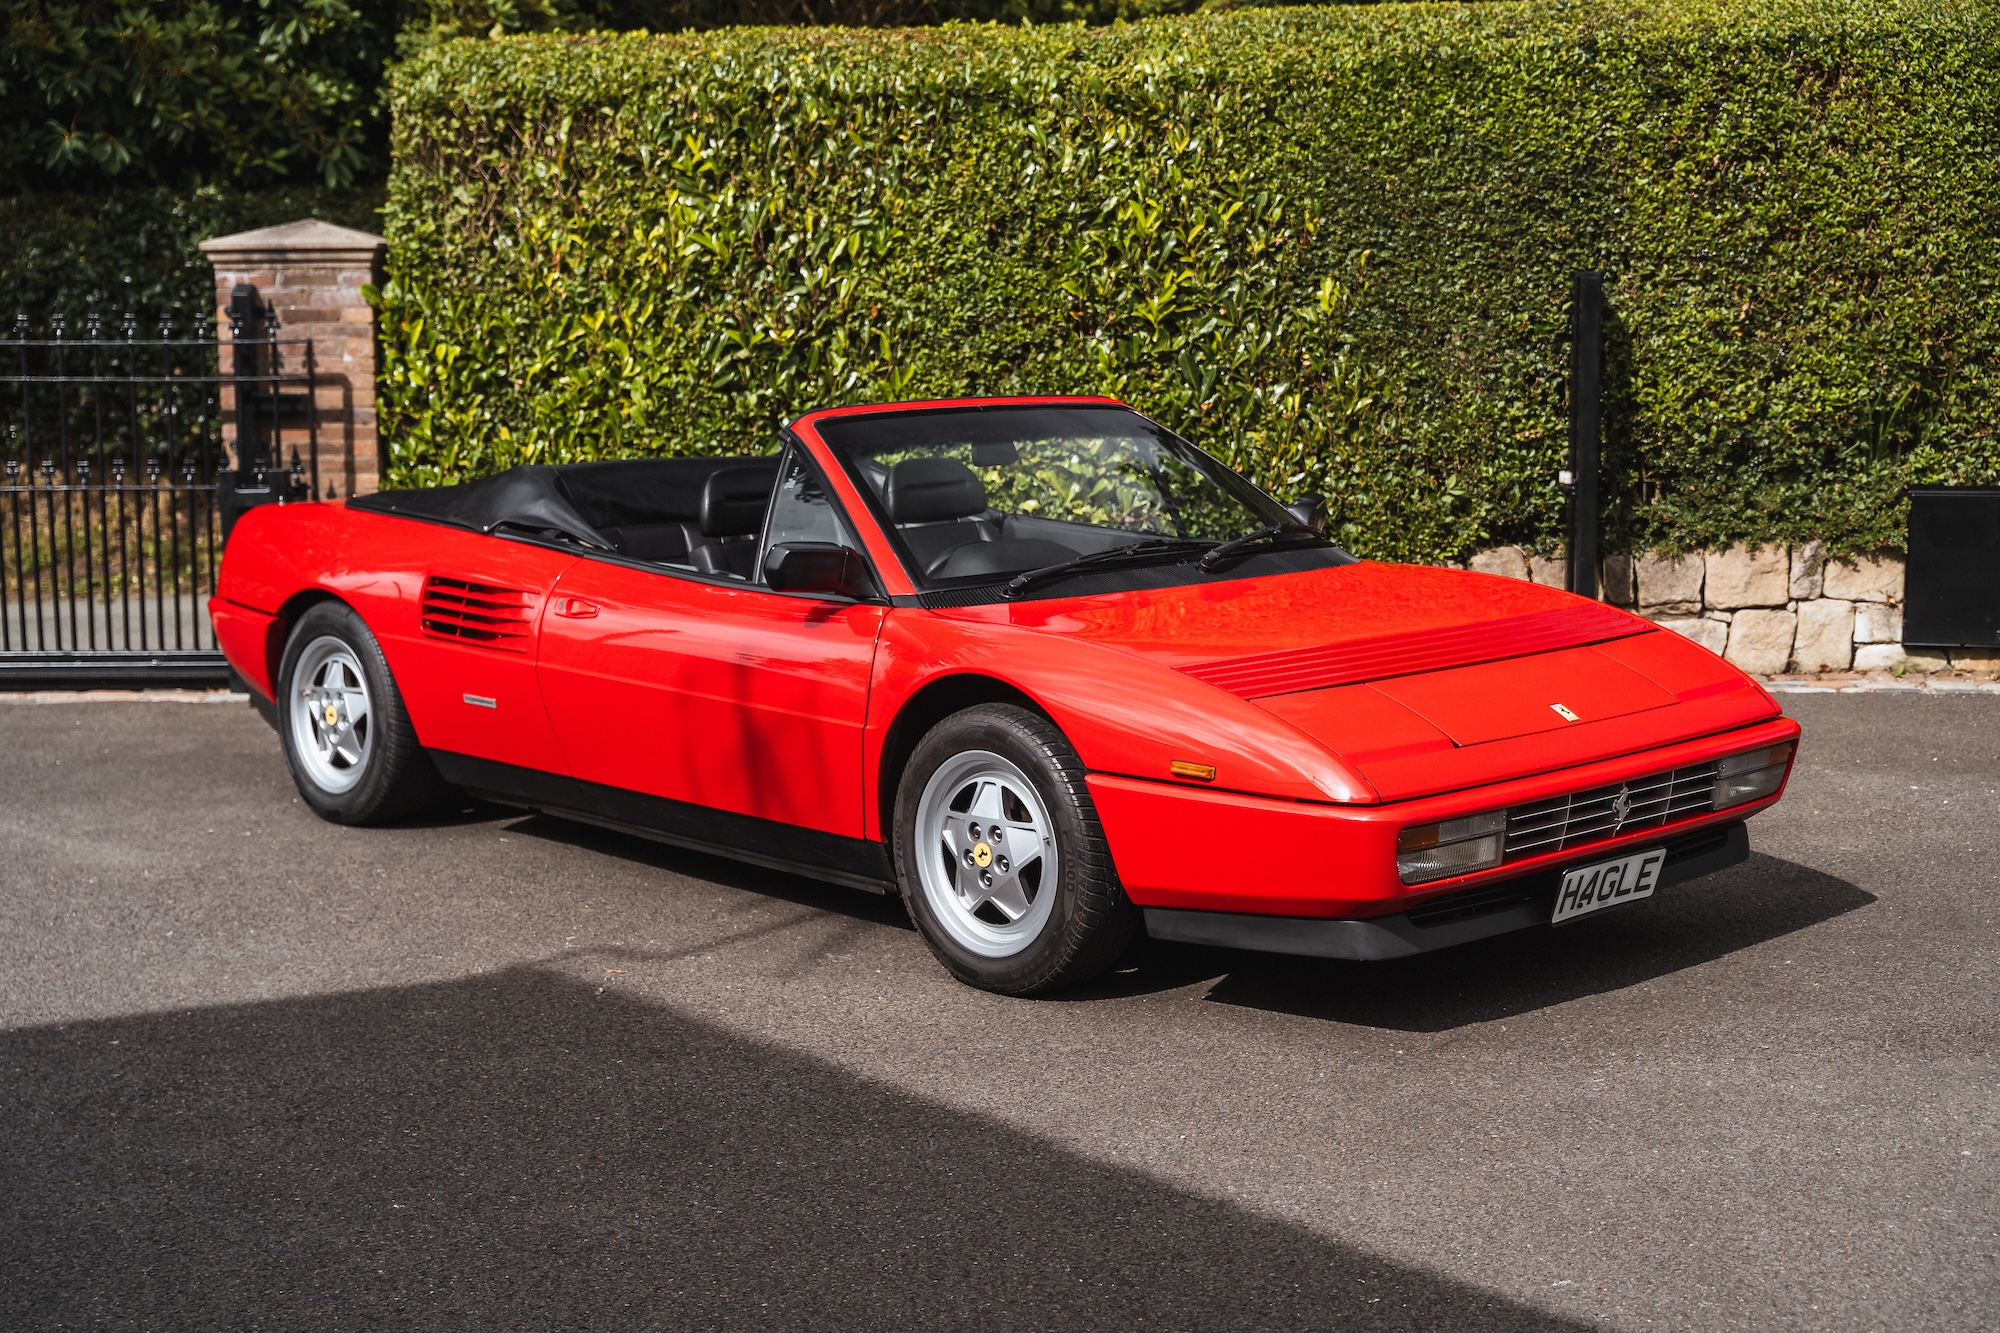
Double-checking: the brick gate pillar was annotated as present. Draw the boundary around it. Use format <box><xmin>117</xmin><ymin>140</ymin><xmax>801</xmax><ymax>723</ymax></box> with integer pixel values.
<box><xmin>199</xmin><ymin>219</ymin><xmax>388</xmax><ymax>499</ymax></box>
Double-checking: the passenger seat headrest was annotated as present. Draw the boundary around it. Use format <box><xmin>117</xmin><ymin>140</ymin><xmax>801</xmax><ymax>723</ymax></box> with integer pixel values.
<box><xmin>701</xmin><ymin>465</ymin><xmax>775</xmax><ymax>537</ymax></box>
<box><xmin>885</xmin><ymin>457</ymin><xmax>987</xmax><ymax>524</ymax></box>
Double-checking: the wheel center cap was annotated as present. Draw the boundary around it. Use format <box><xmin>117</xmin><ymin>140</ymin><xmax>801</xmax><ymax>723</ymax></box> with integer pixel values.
<box><xmin>972</xmin><ymin>841</ymin><xmax>993</xmax><ymax>868</ymax></box>
<box><xmin>322</xmin><ymin>702</ymin><xmax>340</xmax><ymax>727</ymax></box>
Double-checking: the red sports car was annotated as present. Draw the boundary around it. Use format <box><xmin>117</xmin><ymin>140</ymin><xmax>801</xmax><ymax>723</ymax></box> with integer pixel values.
<box><xmin>212</xmin><ymin>396</ymin><xmax>1799</xmax><ymax>994</ymax></box>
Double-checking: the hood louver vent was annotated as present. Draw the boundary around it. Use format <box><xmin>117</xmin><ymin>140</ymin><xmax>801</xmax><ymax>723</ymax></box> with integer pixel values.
<box><xmin>1179</xmin><ymin>603</ymin><xmax>1650</xmax><ymax>699</ymax></box>
<box><xmin>421</xmin><ymin>576</ymin><xmax>534</xmax><ymax>651</ymax></box>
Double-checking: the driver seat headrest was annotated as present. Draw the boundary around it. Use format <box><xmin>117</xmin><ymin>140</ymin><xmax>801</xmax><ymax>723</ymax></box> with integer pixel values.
<box><xmin>885</xmin><ymin>457</ymin><xmax>987</xmax><ymax>524</ymax></box>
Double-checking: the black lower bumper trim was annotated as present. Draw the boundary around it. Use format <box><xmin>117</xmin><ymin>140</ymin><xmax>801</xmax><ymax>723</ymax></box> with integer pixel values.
<box><xmin>1142</xmin><ymin>821</ymin><xmax>1750</xmax><ymax>961</ymax></box>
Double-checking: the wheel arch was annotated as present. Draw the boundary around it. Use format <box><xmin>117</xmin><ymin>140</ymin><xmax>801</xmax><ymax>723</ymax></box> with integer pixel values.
<box><xmin>244</xmin><ymin>588</ymin><xmax>348</xmax><ymax>727</ymax></box>
<box><xmin>876</xmin><ymin>673</ymin><xmax>1056</xmax><ymax>843</ymax></box>
<box><xmin>272</xmin><ymin>588</ymin><xmax>346</xmax><ymax>678</ymax></box>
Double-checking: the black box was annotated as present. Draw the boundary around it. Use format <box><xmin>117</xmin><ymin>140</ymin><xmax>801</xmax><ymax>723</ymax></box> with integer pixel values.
<box><xmin>1904</xmin><ymin>487</ymin><xmax>2000</xmax><ymax>648</ymax></box>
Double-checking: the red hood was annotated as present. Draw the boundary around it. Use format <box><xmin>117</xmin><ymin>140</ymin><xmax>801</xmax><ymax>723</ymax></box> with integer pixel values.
<box><xmin>975</xmin><ymin>561</ymin><xmax>1583</xmax><ymax>668</ymax></box>
<box><xmin>945</xmin><ymin>562</ymin><xmax>1780</xmax><ymax>800</ymax></box>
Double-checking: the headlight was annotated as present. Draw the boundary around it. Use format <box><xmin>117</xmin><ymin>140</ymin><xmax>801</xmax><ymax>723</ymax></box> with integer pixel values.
<box><xmin>1712</xmin><ymin>741</ymin><xmax>1795</xmax><ymax>810</ymax></box>
<box><xmin>1396</xmin><ymin>810</ymin><xmax>1506</xmax><ymax>885</ymax></box>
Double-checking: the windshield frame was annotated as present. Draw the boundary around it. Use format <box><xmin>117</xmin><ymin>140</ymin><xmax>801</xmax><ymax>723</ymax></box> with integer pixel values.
<box><xmin>808</xmin><ymin>401</ymin><xmax>1321</xmax><ymax>598</ymax></box>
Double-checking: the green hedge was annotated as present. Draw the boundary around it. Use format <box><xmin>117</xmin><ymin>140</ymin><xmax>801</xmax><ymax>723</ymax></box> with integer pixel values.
<box><xmin>1</xmin><ymin>0</ymin><xmax>1187</xmax><ymax>321</ymax></box>
<box><xmin>380</xmin><ymin>1</ymin><xmax>2000</xmax><ymax>559</ymax></box>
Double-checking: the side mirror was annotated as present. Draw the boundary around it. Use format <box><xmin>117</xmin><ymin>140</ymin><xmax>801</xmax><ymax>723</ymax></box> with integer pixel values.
<box><xmin>1286</xmin><ymin>494</ymin><xmax>1326</xmax><ymax>531</ymax></box>
<box><xmin>763</xmin><ymin>542</ymin><xmax>876</xmax><ymax>599</ymax></box>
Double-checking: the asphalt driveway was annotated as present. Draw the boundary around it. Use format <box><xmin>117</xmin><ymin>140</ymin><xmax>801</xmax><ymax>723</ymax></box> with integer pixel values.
<box><xmin>1</xmin><ymin>694</ymin><xmax>1994</xmax><ymax>1330</ymax></box>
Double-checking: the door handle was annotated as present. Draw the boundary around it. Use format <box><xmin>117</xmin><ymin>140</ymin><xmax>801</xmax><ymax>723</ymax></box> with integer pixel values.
<box><xmin>552</xmin><ymin>597</ymin><xmax>599</xmax><ymax>619</ymax></box>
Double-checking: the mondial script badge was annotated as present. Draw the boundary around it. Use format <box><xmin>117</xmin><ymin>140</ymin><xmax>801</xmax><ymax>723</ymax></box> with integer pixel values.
<box><xmin>1610</xmin><ymin>784</ymin><xmax>1633</xmax><ymax>830</ymax></box>
<box><xmin>1550</xmin><ymin>703</ymin><xmax>1581</xmax><ymax>722</ymax></box>
<box><xmin>972</xmin><ymin>842</ymin><xmax>994</xmax><ymax>868</ymax></box>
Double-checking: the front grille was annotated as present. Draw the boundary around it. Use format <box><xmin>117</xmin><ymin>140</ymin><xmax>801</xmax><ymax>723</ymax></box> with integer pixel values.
<box><xmin>1504</xmin><ymin>761</ymin><xmax>1718</xmax><ymax>861</ymax></box>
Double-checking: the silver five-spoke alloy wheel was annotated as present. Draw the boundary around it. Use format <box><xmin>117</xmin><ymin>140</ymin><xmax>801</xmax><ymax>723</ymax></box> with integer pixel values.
<box><xmin>913</xmin><ymin>749</ymin><xmax>1060</xmax><ymax>958</ymax></box>
<box><xmin>288</xmin><ymin>635</ymin><xmax>374</xmax><ymax>794</ymax></box>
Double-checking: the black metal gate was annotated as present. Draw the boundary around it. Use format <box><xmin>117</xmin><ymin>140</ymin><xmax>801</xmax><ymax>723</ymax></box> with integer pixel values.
<box><xmin>1</xmin><ymin>299</ymin><xmax>318</xmax><ymax>689</ymax></box>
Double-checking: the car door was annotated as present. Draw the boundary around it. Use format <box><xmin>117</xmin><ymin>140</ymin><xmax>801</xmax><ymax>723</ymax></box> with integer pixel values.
<box><xmin>536</xmin><ymin>445</ymin><xmax>887</xmax><ymax>841</ymax></box>
<box><xmin>378</xmin><ymin>526</ymin><xmax>577</xmax><ymax>776</ymax></box>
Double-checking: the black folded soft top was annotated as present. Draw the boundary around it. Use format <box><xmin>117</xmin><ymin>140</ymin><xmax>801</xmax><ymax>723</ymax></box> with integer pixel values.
<box><xmin>348</xmin><ymin>456</ymin><xmax>773</xmax><ymax>550</ymax></box>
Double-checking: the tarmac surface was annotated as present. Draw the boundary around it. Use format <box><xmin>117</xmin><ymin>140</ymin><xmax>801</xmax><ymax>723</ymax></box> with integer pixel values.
<box><xmin>1</xmin><ymin>694</ymin><xmax>1995</xmax><ymax>1330</ymax></box>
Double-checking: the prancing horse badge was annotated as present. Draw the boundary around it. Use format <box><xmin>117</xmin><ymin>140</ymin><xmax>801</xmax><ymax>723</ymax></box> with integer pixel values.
<box><xmin>1550</xmin><ymin>703</ymin><xmax>1581</xmax><ymax>722</ymax></box>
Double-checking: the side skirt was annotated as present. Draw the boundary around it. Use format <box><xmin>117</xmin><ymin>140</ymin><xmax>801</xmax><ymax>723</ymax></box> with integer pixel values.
<box><xmin>429</xmin><ymin>752</ymin><xmax>895</xmax><ymax>894</ymax></box>
<box><xmin>1142</xmin><ymin>821</ymin><xmax>1750</xmax><ymax>962</ymax></box>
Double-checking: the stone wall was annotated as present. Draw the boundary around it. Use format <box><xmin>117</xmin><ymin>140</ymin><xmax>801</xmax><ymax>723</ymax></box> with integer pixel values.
<box><xmin>1462</xmin><ymin>544</ymin><xmax>1999</xmax><ymax>678</ymax></box>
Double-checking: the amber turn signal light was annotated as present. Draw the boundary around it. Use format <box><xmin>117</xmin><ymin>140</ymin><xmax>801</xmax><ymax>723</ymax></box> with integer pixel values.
<box><xmin>1396</xmin><ymin>810</ymin><xmax>1507</xmax><ymax>884</ymax></box>
<box><xmin>1169</xmin><ymin>760</ymin><xmax>1217</xmax><ymax>781</ymax></box>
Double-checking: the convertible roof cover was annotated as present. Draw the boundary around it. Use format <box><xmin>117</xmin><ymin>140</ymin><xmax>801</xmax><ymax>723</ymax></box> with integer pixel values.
<box><xmin>349</xmin><ymin>465</ymin><xmax>608</xmax><ymax>548</ymax></box>
<box><xmin>348</xmin><ymin>457</ymin><xmax>772</xmax><ymax>549</ymax></box>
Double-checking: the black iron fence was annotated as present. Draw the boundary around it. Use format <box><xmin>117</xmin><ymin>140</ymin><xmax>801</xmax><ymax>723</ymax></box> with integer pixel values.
<box><xmin>1</xmin><ymin>297</ymin><xmax>318</xmax><ymax>688</ymax></box>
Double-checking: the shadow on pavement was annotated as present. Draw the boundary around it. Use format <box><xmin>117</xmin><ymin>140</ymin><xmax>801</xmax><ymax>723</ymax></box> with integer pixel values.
<box><xmin>0</xmin><ymin>969</ymin><xmax>1582</xmax><ymax>1331</ymax></box>
<box><xmin>466</xmin><ymin>815</ymin><xmax>1871</xmax><ymax>1040</ymax></box>
<box><xmin>500</xmin><ymin>811</ymin><xmax>917</xmax><ymax>932</ymax></box>
<box><xmin>1193</xmin><ymin>853</ymin><xmax>1874</xmax><ymax>1032</ymax></box>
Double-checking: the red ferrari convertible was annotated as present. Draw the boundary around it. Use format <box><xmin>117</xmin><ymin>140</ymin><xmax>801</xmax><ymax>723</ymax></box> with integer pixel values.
<box><xmin>212</xmin><ymin>396</ymin><xmax>1798</xmax><ymax>994</ymax></box>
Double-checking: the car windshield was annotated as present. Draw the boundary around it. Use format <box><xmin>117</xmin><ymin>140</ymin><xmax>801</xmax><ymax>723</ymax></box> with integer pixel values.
<box><xmin>816</xmin><ymin>403</ymin><xmax>1320</xmax><ymax>590</ymax></box>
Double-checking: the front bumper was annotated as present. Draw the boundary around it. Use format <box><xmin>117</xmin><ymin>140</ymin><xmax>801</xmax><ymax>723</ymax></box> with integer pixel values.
<box><xmin>1142</xmin><ymin>821</ymin><xmax>1748</xmax><ymax>960</ymax></box>
<box><xmin>1086</xmin><ymin>713</ymin><xmax>1797</xmax><ymax>917</ymax></box>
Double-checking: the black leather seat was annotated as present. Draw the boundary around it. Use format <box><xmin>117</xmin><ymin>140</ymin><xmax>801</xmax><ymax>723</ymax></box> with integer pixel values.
<box><xmin>554</xmin><ymin>456</ymin><xmax>771</xmax><ymax>568</ymax></box>
<box><xmin>689</xmin><ymin>463</ymin><xmax>777</xmax><ymax>579</ymax></box>
<box><xmin>884</xmin><ymin>457</ymin><xmax>995</xmax><ymax>575</ymax></box>
<box><xmin>597</xmin><ymin>521</ymin><xmax>704</xmax><ymax>564</ymax></box>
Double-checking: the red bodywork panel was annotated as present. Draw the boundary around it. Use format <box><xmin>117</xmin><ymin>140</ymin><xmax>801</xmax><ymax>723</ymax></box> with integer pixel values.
<box><xmin>214</xmin><ymin>395</ymin><xmax>1798</xmax><ymax>921</ymax></box>
<box><xmin>538</xmin><ymin>558</ymin><xmax>884</xmax><ymax>838</ymax></box>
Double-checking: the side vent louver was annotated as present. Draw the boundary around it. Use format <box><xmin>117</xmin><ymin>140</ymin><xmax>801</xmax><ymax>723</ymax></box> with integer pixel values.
<box><xmin>421</xmin><ymin>576</ymin><xmax>533</xmax><ymax>651</ymax></box>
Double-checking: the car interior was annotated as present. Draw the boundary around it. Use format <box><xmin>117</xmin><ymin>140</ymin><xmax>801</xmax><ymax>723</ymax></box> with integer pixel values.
<box><xmin>553</xmin><ymin>453</ymin><xmax>1114</xmax><ymax>586</ymax></box>
<box><xmin>861</xmin><ymin>456</ymin><xmax>1080</xmax><ymax>579</ymax></box>
<box><xmin>856</xmin><ymin>451</ymin><xmax>1157</xmax><ymax>580</ymax></box>
<box><xmin>353</xmin><ymin>411</ymin><xmax>1298</xmax><ymax>592</ymax></box>
<box><xmin>554</xmin><ymin>457</ymin><xmax>778</xmax><ymax>580</ymax></box>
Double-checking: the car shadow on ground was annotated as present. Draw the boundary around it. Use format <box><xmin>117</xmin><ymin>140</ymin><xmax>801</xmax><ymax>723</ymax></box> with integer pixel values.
<box><xmin>479</xmin><ymin>816</ymin><xmax>1873</xmax><ymax>1037</ymax></box>
<box><xmin>460</xmin><ymin>804</ymin><xmax>1864</xmax><ymax>1032</ymax></box>
<box><xmin>1</xmin><ymin>968</ymin><xmax>1585</xmax><ymax>1331</ymax></box>
<box><xmin>1172</xmin><ymin>854</ymin><xmax>1875</xmax><ymax>1032</ymax></box>
<box><xmin>497</xmin><ymin>810</ymin><xmax>919</xmax><ymax>932</ymax></box>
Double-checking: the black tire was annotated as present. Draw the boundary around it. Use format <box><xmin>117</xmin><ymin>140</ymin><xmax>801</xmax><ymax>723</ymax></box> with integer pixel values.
<box><xmin>893</xmin><ymin>703</ymin><xmax>1137</xmax><ymax>996</ymax></box>
<box><xmin>276</xmin><ymin>601</ymin><xmax>444</xmax><ymax>825</ymax></box>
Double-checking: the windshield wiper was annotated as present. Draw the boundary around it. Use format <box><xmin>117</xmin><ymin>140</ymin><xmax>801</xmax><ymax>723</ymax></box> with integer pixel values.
<box><xmin>1002</xmin><ymin>538</ymin><xmax>1216</xmax><ymax>599</ymax></box>
<box><xmin>1196</xmin><ymin>523</ymin><xmax>1327</xmax><ymax>572</ymax></box>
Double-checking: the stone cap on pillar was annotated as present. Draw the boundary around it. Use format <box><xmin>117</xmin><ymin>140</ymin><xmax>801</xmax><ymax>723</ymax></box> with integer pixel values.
<box><xmin>199</xmin><ymin>216</ymin><xmax>390</xmax><ymax>499</ymax></box>
<box><xmin>199</xmin><ymin>218</ymin><xmax>385</xmax><ymax>267</ymax></box>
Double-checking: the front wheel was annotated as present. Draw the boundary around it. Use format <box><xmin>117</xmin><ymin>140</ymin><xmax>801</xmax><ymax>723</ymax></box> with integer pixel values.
<box><xmin>894</xmin><ymin>704</ymin><xmax>1136</xmax><ymax>995</ymax></box>
<box><xmin>277</xmin><ymin>601</ymin><xmax>443</xmax><ymax>825</ymax></box>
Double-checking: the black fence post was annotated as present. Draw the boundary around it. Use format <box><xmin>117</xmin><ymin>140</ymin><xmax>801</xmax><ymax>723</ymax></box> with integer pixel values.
<box><xmin>227</xmin><ymin>283</ymin><xmax>264</xmax><ymax>475</ymax></box>
<box><xmin>1567</xmin><ymin>271</ymin><xmax>1603</xmax><ymax>600</ymax></box>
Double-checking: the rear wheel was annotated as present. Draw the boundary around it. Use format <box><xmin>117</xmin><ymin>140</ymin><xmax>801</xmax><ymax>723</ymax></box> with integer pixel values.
<box><xmin>894</xmin><ymin>704</ymin><xmax>1136</xmax><ymax>995</ymax></box>
<box><xmin>278</xmin><ymin>601</ymin><xmax>443</xmax><ymax>825</ymax></box>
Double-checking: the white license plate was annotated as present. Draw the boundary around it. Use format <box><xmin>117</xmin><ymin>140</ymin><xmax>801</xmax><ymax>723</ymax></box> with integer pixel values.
<box><xmin>1552</xmin><ymin>847</ymin><xmax>1667</xmax><ymax>925</ymax></box>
